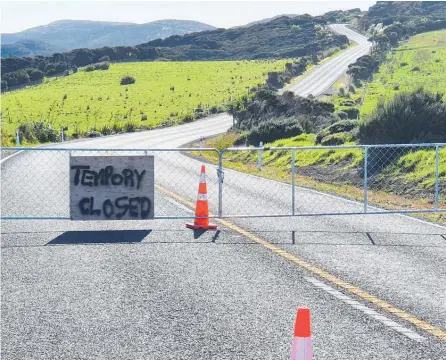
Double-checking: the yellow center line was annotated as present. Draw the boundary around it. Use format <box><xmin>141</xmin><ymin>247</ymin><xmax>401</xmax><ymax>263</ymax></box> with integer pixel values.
<box><xmin>155</xmin><ymin>184</ymin><xmax>446</xmax><ymax>341</ymax></box>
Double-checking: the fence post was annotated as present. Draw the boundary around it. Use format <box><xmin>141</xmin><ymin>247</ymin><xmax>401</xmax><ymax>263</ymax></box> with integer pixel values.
<box><xmin>257</xmin><ymin>141</ymin><xmax>263</xmax><ymax>170</ymax></box>
<box><xmin>16</xmin><ymin>129</ymin><xmax>20</xmax><ymax>147</ymax></box>
<box><xmin>61</xmin><ymin>127</ymin><xmax>64</xmax><ymax>142</ymax></box>
<box><xmin>435</xmin><ymin>145</ymin><xmax>440</xmax><ymax>210</ymax></box>
<box><xmin>363</xmin><ymin>146</ymin><xmax>368</xmax><ymax>213</ymax></box>
<box><xmin>292</xmin><ymin>150</ymin><xmax>296</xmax><ymax>216</ymax></box>
<box><xmin>218</xmin><ymin>151</ymin><xmax>224</xmax><ymax>218</ymax></box>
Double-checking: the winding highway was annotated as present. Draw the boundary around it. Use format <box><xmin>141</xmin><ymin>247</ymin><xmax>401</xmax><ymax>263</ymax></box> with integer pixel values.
<box><xmin>2</xmin><ymin>25</ymin><xmax>446</xmax><ymax>359</ymax></box>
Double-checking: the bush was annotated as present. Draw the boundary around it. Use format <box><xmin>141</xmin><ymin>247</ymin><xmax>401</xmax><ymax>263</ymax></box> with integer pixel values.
<box><xmin>1</xmin><ymin>80</ymin><xmax>8</xmax><ymax>91</ymax></box>
<box><xmin>112</xmin><ymin>121</ymin><xmax>124</xmax><ymax>133</ymax></box>
<box><xmin>99</xmin><ymin>55</ymin><xmax>111</xmax><ymax>62</ymax></box>
<box><xmin>124</xmin><ymin>121</ymin><xmax>137</xmax><ymax>132</ymax></box>
<box><xmin>121</xmin><ymin>76</ymin><xmax>135</xmax><ymax>85</ymax></box>
<box><xmin>72</xmin><ymin>66</ymin><xmax>78</xmax><ymax>73</ymax></box>
<box><xmin>46</xmin><ymin>69</ymin><xmax>57</xmax><ymax>76</ymax></box>
<box><xmin>246</xmin><ymin>118</ymin><xmax>303</xmax><ymax>145</ymax></box>
<box><xmin>18</xmin><ymin>121</ymin><xmax>59</xmax><ymax>143</ymax></box>
<box><xmin>182</xmin><ymin>113</ymin><xmax>195</xmax><ymax>123</ymax></box>
<box><xmin>315</xmin><ymin>120</ymin><xmax>357</xmax><ymax>143</ymax></box>
<box><xmin>141</xmin><ymin>114</ymin><xmax>148</xmax><ymax>121</ymax></box>
<box><xmin>100</xmin><ymin>125</ymin><xmax>113</xmax><ymax>135</ymax></box>
<box><xmin>86</xmin><ymin>131</ymin><xmax>102</xmax><ymax>138</ymax></box>
<box><xmin>85</xmin><ymin>65</ymin><xmax>95</xmax><ymax>72</ymax></box>
<box><xmin>29</xmin><ymin>69</ymin><xmax>44</xmax><ymax>81</ymax></box>
<box><xmin>411</xmin><ymin>66</ymin><xmax>420</xmax><ymax>72</ymax></box>
<box><xmin>338</xmin><ymin>87</ymin><xmax>346</xmax><ymax>97</ymax></box>
<box><xmin>337</xmin><ymin>111</ymin><xmax>348</xmax><ymax>120</ymax></box>
<box><xmin>359</xmin><ymin>88</ymin><xmax>446</xmax><ymax>144</ymax></box>
<box><xmin>94</xmin><ymin>62</ymin><xmax>110</xmax><ymax>70</ymax></box>
<box><xmin>400</xmin><ymin>62</ymin><xmax>408</xmax><ymax>67</ymax></box>
<box><xmin>393</xmin><ymin>84</ymin><xmax>399</xmax><ymax>90</ymax></box>
<box><xmin>321</xmin><ymin>132</ymin><xmax>351</xmax><ymax>146</ymax></box>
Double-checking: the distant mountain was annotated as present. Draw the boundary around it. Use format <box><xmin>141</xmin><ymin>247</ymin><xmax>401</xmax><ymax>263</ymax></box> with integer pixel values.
<box><xmin>1</xmin><ymin>19</ymin><xmax>216</xmax><ymax>56</ymax></box>
<box><xmin>1</xmin><ymin>39</ymin><xmax>62</xmax><ymax>57</ymax></box>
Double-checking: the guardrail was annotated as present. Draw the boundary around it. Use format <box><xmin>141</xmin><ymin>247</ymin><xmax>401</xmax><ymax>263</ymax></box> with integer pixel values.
<box><xmin>1</xmin><ymin>144</ymin><xmax>445</xmax><ymax>220</ymax></box>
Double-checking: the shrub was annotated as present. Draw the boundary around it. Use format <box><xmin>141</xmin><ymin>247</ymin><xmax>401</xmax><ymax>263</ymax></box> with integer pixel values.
<box><xmin>112</xmin><ymin>121</ymin><xmax>124</xmax><ymax>133</ymax></box>
<box><xmin>86</xmin><ymin>131</ymin><xmax>102</xmax><ymax>138</ymax></box>
<box><xmin>349</xmin><ymin>85</ymin><xmax>356</xmax><ymax>93</ymax></box>
<box><xmin>359</xmin><ymin>88</ymin><xmax>446</xmax><ymax>144</ymax></box>
<box><xmin>19</xmin><ymin>121</ymin><xmax>59</xmax><ymax>143</ymax></box>
<box><xmin>121</xmin><ymin>76</ymin><xmax>135</xmax><ymax>85</ymax></box>
<box><xmin>182</xmin><ymin>113</ymin><xmax>195</xmax><ymax>123</ymax></box>
<box><xmin>29</xmin><ymin>69</ymin><xmax>44</xmax><ymax>81</ymax></box>
<box><xmin>338</xmin><ymin>87</ymin><xmax>346</xmax><ymax>97</ymax></box>
<box><xmin>141</xmin><ymin>114</ymin><xmax>148</xmax><ymax>121</ymax></box>
<box><xmin>85</xmin><ymin>65</ymin><xmax>95</xmax><ymax>72</ymax></box>
<box><xmin>100</xmin><ymin>125</ymin><xmax>113</xmax><ymax>135</ymax></box>
<box><xmin>411</xmin><ymin>66</ymin><xmax>420</xmax><ymax>72</ymax></box>
<box><xmin>63</xmin><ymin>94</ymin><xmax>68</xmax><ymax>100</ymax></box>
<box><xmin>315</xmin><ymin>120</ymin><xmax>357</xmax><ymax>143</ymax></box>
<box><xmin>72</xmin><ymin>66</ymin><xmax>78</xmax><ymax>73</ymax></box>
<box><xmin>343</xmin><ymin>108</ymin><xmax>359</xmax><ymax>119</ymax></box>
<box><xmin>46</xmin><ymin>68</ymin><xmax>57</xmax><ymax>76</ymax></box>
<box><xmin>393</xmin><ymin>84</ymin><xmax>399</xmax><ymax>90</ymax></box>
<box><xmin>337</xmin><ymin>111</ymin><xmax>348</xmax><ymax>120</ymax></box>
<box><xmin>321</xmin><ymin>132</ymin><xmax>351</xmax><ymax>146</ymax></box>
<box><xmin>246</xmin><ymin>118</ymin><xmax>303</xmax><ymax>145</ymax></box>
<box><xmin>400</xmin><ymin>62</ymin><xmax>408</xmax><ymax>67</ymax></box>
<box><xmin>94</xmin><ymin>62</ymin><xmax>110</xmax><ymax>70</ymax></box>
<box><xmin>124</xmin><ymin>121</ymin><xmax>137</xmax><ymax>132</ymax></box>
<box><xmin>1</xmin><ymin>80</ymin><xmax>8</xmax><ymax>91</ymax></box>
<box><xmin>99</xmin><ymin>55</ymin><xmax>111</xmax><ymax>62</ymax></box>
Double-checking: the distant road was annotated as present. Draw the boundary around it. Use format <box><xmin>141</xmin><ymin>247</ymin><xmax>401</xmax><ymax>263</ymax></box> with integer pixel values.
<box><xmin>287</xmin><ymin>23</ymin><xmax>371</xmax><ymax>97</ymax></box>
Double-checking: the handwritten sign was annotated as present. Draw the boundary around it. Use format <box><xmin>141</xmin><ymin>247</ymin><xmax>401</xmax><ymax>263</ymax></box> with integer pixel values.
<box><xmin>70</xmin><ymin>156</ymin><xmax>154</xmax><ymax>220</ymax></box>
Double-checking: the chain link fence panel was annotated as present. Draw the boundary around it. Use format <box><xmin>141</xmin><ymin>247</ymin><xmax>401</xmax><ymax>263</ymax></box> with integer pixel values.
<box><xmin>1</xmin><ymin>144</ymin><xmax>445</xmax><ymax>220</ymax></box>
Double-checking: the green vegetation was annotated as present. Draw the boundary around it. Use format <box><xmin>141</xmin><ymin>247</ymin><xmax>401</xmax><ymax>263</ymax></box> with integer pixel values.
<box><xmin>359</xmin><ymin>88</ymin><xmax>446</xmax><ymax>144</ymax></box>
<box><xmin>1</xmin><ymin>60</ymin><xmax>288</xmax><ymax>143</ymax></box>
<box><xmin>361</xmin><ymin>29</ymin><xmax>446</xmax><ymax>116</ymax></box>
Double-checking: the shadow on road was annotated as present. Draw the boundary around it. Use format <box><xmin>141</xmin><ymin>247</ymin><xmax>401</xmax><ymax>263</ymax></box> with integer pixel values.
<box><xmin>47</xmin><ymin>230</ymin><xmax>152</xmax><ymax>245</ymax></box>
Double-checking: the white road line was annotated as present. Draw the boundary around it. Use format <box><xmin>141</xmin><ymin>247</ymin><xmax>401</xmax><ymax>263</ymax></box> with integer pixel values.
<box><xmin>304</xmin><ymin>276</ymin><xmax>425</xmax><ymax>342</ymax></box>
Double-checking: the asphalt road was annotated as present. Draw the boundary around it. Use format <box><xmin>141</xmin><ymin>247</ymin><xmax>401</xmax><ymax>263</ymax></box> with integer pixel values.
<box><xmin>2</xmin><ymin>25</ymin><xmax>446</xmax><ymax>359</ymax></box>
<box><xmin>286</xmin><ymin>24</ymin><xmax>371</xmax><ymax>97</ymax></box>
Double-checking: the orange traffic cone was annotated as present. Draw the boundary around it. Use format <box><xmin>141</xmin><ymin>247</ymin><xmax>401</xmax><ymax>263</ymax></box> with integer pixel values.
<box><xmin>186</xmin><ymin>165</ymin><xmax>217</xmax><ymax>230</ymax></box>
<box><xmin>290</xmin><ymin>307</ymin><xmax>312</xmax><ymax>360</ymax></box>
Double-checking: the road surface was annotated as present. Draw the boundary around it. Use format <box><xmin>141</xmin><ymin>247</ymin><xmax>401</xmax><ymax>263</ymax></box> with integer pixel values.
<box><xmin>2</xmin><ymin>25</ymin><xmax>445</xmax><ymax>359</ymax></box>
<box><xmin>287</xmin><ymin>24</ymin><xmax>371</xmax><ymax>97</ymax></box>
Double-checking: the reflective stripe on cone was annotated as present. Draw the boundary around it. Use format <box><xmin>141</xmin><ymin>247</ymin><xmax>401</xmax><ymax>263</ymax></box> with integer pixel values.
<box><xmin>186</xmin><ymin>165</ymin><xmax>217</xmax><ymax>230</ymax></box>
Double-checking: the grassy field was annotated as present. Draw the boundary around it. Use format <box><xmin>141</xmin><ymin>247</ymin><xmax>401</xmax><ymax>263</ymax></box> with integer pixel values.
<box><xmin>1</xmin><ymin>60</ymin><xmax>288</xmax><ymax>142</ymax></box>
<box><xmin>361</xmin><ymin>29</ymin><xmax>446</xmax><ymax>116</ymax></box>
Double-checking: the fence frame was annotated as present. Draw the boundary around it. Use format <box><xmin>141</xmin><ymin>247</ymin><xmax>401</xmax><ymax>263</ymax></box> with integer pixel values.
<box><xmin>1</xmin><ymin>143</ymin><xmax>445</xmax><ymax>220</ymax></box>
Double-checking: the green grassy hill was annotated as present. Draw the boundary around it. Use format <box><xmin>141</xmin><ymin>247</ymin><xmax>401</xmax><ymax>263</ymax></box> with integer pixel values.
<box><xmin>361</xmin><ymin>29</ymin><xmax>446</xmax><ymax>115</ymax></box>
<box><xmin>1</xmin><ymin>59</ymin><xmax>288</xmax><ymax>141</ymax></box>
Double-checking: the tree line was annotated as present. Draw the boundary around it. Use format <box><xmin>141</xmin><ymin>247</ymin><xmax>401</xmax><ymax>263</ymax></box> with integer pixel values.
<box><xmin>1</xmin><ymin>16</ymin><xmax>350</xmax><ymax>89</ymax></box>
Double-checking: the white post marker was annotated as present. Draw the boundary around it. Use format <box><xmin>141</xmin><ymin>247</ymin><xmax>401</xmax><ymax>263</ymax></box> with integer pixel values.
<box><xmin>16</xmin><ymin>129</ymin><xmax>20</xmax><ymax>147</ymax></box>
<box><xmin>257</xmin><ymin>141</ymin><xmax>263</xmax><ymax>170</ymax></box>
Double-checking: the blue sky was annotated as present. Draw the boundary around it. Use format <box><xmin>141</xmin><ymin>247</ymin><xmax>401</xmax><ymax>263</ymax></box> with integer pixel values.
<box><xmin>0</xmin><ymin>1</ymin><xmax>376</xmax><ymax>33</ymax></box>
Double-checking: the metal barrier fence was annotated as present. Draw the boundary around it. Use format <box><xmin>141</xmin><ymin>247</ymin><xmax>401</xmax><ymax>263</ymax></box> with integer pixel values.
<box><xmin>1</xmin><ymin>144</ymin><xmax>445</xmax><ymax>220</ymax></box>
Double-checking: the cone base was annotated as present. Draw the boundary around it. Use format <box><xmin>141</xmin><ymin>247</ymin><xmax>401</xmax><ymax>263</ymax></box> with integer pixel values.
<box><xmin>186</xmin><ymin>223</ymin><xmax>218</xmax><ymax>230</ymax></box>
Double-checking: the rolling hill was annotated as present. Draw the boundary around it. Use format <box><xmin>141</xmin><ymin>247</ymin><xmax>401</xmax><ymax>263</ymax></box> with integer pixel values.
<box><xmin>1</xmin><ymin>19</ymin><xmax>216</xmax><ymax>56</ymax></box>
<box><xmin>1</xmin><ymin>39</ymin><xmax>62</xmax><ymax>57</ymax></box>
